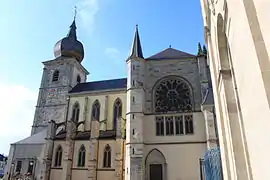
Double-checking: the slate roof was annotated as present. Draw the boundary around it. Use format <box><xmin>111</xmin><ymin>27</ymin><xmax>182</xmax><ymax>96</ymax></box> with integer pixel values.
<box><xmin>13</xmin><ymin>129</ymin><xmax>46</xmax><ymax>144</ymax></box>
<box><xmin>69</xmin><ymin>78</ymin><xmax>127</xmax><ymax>94</ymax></box>
<box><xmin>129</xmin><ymin>25</ymin><xmax>144</xmax><ymax>59</ymax></box>
<box><xmin>146</xmin><ymin>47</ymin><xmax>196</xmax><ymax>60</ymax></box>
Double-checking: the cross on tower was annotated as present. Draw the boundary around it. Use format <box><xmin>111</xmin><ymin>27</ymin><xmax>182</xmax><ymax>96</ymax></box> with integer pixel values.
<box><xmin>74</xmin><ymin>6</ymin><xmax>77</xmax><ymax>20</ymax></box>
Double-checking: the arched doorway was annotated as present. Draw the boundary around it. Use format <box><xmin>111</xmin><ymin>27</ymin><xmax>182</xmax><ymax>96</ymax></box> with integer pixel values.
<box><xmin>145</xmin><ymin>149</ymin><xmax>167</xmax><ymax>180</ymax></box>
<box><xmin>216</xmin><ymin>13</ymin><xmax>251</xmax><ymax>179</ymax></box>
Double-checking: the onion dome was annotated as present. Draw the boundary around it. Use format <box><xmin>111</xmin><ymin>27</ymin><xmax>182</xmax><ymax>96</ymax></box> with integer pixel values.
<box><xmin>54</xmin><ymin>19</ymin><xmax>84</xmax><ymax>63</ymax></box>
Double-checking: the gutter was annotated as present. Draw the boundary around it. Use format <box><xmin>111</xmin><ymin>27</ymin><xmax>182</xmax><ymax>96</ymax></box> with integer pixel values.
<box><xmin>68</xmin><ymin>88</ymin><xmax>126</xmax><ymax>96</ymax></box>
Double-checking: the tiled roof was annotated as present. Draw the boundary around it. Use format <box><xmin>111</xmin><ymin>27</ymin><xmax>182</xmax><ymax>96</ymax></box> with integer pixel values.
<box><xmin>69</xmin><ymin>78</ymin><xmax>127</xmax><ymax>94</ymax></box>
<box><xmin>146</xmin><ymin>47</ymin><xmax>196</xmax><ymax>60</ymax></box>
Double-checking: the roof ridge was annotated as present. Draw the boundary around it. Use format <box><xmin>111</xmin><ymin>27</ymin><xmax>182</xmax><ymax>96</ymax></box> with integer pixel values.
<box><xmin>146</xmin><ymin>47</ymin><xmax>195</xmax><ymax>60</ymax></box>
<box><xmin>80</xmin><ymin>77</ymin><xmax>127</xmax><ymax>84</ymax></box>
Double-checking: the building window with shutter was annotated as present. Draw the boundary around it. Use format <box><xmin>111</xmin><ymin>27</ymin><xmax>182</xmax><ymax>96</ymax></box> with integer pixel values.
<box><xmin>52</xmin><ymin>70</ymin><xmax>59</xmax><ymax>82</ymax></box>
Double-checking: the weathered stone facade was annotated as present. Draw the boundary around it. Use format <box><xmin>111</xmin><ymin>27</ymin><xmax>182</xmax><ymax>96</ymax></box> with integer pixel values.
<box><xmin>5</xmin><ymin>23</ymin><xmax>217</xmax><ymax>180</ymax></box>
<box><xmin>31</xmin><ymin>58</ymin><xmax>89</xmax><ymax>135</ymax></box>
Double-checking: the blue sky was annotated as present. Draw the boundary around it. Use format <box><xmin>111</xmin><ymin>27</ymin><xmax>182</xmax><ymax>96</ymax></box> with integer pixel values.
<box><xmin>0</xmin><ymin>0</ymin><xmax>204</xmax><ymax>154</ymax></box>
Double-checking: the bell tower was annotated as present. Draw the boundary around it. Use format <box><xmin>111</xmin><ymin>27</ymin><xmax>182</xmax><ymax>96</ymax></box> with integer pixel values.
<box><xmin>125</xmin><ymin>25</ymin><xmax>145</xmax><ymax>180</ymax></box>
<box><xmin>31</xmin><ymin>18</ymin><xmax>89</xmax><ymax>135</ymax></box>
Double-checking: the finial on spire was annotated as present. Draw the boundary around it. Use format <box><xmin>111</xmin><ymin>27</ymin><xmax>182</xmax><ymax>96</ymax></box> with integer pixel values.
<box><xmin>67</xmin><ymin>6</ymin><xmax>78</xmax><ymax>39</ymax></box>
<box><xmin>74</xmin><ymin>6</ymin><xmax>77</xmax><ymax>21</ymax></box>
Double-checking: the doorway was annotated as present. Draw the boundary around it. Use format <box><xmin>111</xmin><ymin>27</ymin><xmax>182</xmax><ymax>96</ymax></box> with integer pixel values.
<box><xmin>150</xmin><ymin>164</ymin><xmax>163</xmax><ymax>180</ymax></box>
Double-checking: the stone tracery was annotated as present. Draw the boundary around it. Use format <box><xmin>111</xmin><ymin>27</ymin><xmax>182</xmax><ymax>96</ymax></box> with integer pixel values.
<box><xmin>154</xmin><ymin>77</ymin><xmax>192</xmax><ymax>113</ymax></box>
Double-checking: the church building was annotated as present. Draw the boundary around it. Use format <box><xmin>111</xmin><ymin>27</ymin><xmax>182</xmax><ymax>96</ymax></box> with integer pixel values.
<box><xmin>5</xmin><ymin>17</ymin><xmax>217</xmax><ymax>180</ymax></box>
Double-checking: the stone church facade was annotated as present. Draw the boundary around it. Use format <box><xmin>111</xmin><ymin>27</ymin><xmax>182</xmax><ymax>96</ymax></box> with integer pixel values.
<box><xmin>5</xmin><ymin>18</ymin><xmax>217</xmax><ymax>180</ymax></box>
<box><xmin>200</xmin><ymin>0</ymin><xmax>270</xmax><ymax>179</ymax></box>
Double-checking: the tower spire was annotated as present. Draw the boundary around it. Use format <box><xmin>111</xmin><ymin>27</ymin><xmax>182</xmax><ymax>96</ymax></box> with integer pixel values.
<box><xmin>129</xmin><ymin>24</ymin><xmax>144</xmax><ymax>59</ymax></box>
<box><xmin>67</xmin><ymin>6</ymin><xmax>77</xmax><ymax>40</ymax></box>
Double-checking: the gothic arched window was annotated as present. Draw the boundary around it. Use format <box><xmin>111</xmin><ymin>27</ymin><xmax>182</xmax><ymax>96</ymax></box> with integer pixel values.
<box><xmin>113</xmin><ymin>98</ymin><xmax>122</xmax><ymax>130</ymax></box>
<box><xmin>52</xmin><ymin>70</ymin><xmax>59</xmax><ymax>82</ymax></box>
<box><xmin>77</xmin><ymin>145</ymin><xmax>86</xmax><ymax>167</ymax></box>
<box><xmin>185</xmin><ymin>115</ymin><xmax>194</xmax><ymax>134</ymax></box>
<box><xmin>91</xmin><ymin>100</ymin><xmax>100</xmax><ymax>121</ymax></box>
<box><xmin>54</xmin><ymin>145</ymin><xmax>62</xmax><ymax>167</ymax></box>
<box><xmin>103</xmin><ymin>145</ymin><xmax>111</xmax><ymax>168</ymax></box>
<box><xmin>154</xmin><ymin>77</ymin><xmax>192</xmax><ymax>113</ymax></box>
<box><xmin>72</xmin><ymin>102</ymin><xmax>80</xmax><ymax>122</ymax></box>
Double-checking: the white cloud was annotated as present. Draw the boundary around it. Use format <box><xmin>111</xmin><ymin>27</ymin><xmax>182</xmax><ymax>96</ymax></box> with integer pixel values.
<box><xmin>0</xmin><ymin>83</ymin><xmax>37</xmax><ymax>155</ymax></box>
<box><xmin>77</xmin><ymin>0</ymin><xmax>99</xmax><ymax>33</ymax></box>
<box><xmin>105</xmin><ymin>47</ymin><xmax>121</xmax><ymax>60</ymax></box>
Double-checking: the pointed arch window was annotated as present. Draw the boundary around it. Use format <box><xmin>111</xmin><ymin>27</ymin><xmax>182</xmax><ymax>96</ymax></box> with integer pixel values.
<box><xmin>113</xmin><ymin>98</ymin><xmax>122</xmax><ymax>130</ymax></box>
<box><xmin>185</xmin><ymin>115</ymin><xmax>194</xmax><ymax>134</ymax></box>
<box><xmin>54</xmin><ymin>145</ymin><xmax>62</xmax><ymax>167</ymax></box>
<box><xmin>154</xmin><ymin>77</ymin><xmax>192</xmax><ymax>113</ymax></box>
<box><xmin>77</xmin><ymin>145</ymin><xmax>86</xmax><ymax>167</ymax></box>
<box><xmin>72</xmin><ymin>102</ymin><xmax>80</xmax><ymax>122</ymax></box>
<box><xmin>91</xmin><ymin>100</ymin><xmax>100</xmax><ymax>121</ymax></box>
<box><xmin>103</xmin><ymin>145</ymin><xmax>111</xmax><ymax>168</ymax></box>
<box><xmin>52</xmin><ymin>70</ymin><xmax>59</xmax><ymax>82</ymax></box>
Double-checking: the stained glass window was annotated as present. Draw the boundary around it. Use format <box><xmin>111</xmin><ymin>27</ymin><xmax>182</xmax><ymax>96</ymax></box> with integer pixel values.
<box><xmin>154</xmin><ymin>77</ymin><xmax>192</xmax><ymax>113</ymax></box>
<box><xmin>72</xmin><ymin>102</ymin><xmax>80</xmax><ymax>122</ymax></box>
<box><xmin>113</xmin><ymin>98</ymin><xmax>122</xmax><ymax>130</ymax></box>
<box><xmin>103</xmin><ymin>145</ymin><xmax>111</xmax><ymax>168</ymax></box>
<box><xmin>91</xmin><ymin>100</ymin><xmax>100</xmax><ymax>121</ymax></box>
<box><xmin>77</xmin><ymin>145</ymin><xmax>86</xmax><ymax>167</ymax></box>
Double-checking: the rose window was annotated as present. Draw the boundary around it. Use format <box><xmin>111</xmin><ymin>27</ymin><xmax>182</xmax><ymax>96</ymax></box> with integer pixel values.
<box><xmin>154</xmin><ymin>78</ymin><xmax>192</xmax><ymax>113</ymax></box>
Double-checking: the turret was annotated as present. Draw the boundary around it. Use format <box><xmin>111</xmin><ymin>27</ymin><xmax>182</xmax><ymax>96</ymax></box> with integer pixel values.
<box><xmin>125</xmin><ymin>25</ymin><xmax>145</xmax><ymax>180</ymax></box>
